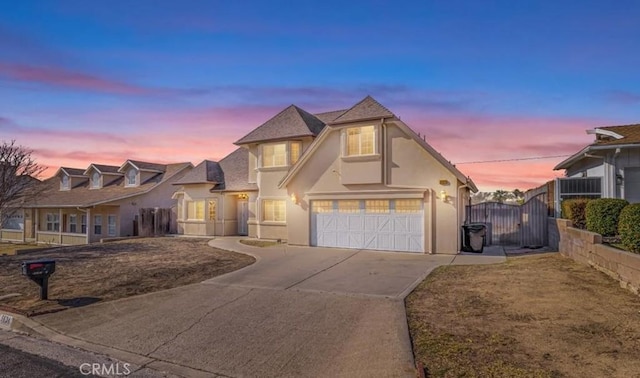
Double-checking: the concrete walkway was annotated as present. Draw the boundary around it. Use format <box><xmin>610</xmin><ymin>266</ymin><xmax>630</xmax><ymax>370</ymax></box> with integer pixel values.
<box><xmin>27</xmin><ymin>239</ymin><xmax>505</xmax><ymax>378</ymax></box>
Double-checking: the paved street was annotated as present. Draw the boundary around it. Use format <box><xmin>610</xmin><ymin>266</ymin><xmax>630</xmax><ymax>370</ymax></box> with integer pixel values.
<box><xmin>31</xmin><ymin>239</ymin><xmax>504</xmax><ymax>377</ymax></box>
<box><xmin>0</xmin><ymin>342</ymin><xmax>84</xmax><ymax>378</ymax></box>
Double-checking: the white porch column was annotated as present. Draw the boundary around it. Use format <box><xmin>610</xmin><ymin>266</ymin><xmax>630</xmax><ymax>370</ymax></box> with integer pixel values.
<box><xmin>86</xmin><ymin>208</ymin><xmax>91</xmax><ymax>244</ymax></box>
<box><xmin>34</xmin><ymin>208</ymin><xmax>39</xmax><ymax>243</ymax></box>
<box><xmin>58</xmin><ymin>208</ymin><xmax>63</xmax><ymax>245</ymax></box>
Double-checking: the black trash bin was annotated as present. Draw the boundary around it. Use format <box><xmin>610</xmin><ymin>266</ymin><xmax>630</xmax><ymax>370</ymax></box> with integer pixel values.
<box><xmin>461</xmin><ymin>223</ymin><xmax>486</xmax><ymax>253</ymax></box>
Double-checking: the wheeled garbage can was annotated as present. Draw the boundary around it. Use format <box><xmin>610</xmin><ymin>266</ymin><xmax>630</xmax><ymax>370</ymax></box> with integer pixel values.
<box><xmin>461</xmin><ymin>223</ymin><xmax>487</xmax><ymax>253</ymax></box>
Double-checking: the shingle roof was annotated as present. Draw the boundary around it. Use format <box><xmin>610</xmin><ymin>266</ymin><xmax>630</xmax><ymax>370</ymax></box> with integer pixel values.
<box><xmin>125</xmin><ymin>160</ymin><xmax>166</xmax><ymax>172</ymax></box>
<box><xmin>595</xmin><ymin>124</ymin><xmax>640</xmax><ymax>145</ymax></box>
<box><xmin>329</xmin><ymin>95</ymin><xmax>395</xmax><ymax>124</ymax></box>
<box><xmin>235</xmin><ymin>105</ymin><xmax>326</xmax><ymax>145</ymax></box>
<box><xmin>174</xmin><ymin>160</ymin><xmax>223</xmax><ymax>185</ymax></box>
<box><xmin>28</xmin><ymin>162</ymin><xmax>192</xmax><ymax>208</ymax></box>
<box><xmin>60</xmin><ymin>167</ymin><xmax>86</xmax><ymax>177</ymax></box>
<box><xmin>314</xmin><ymin>109</ymin><xmax>348</xmax><ymax>124</ymax></box>
<box><xmin>91</xmin><ymin>164</ymin><xmax>121</xmax><ymax>174</ymax></box>
<box><xmin>215</xmin><ymin>148</ymin><xmax>258</xmax><ymax>191</ymax></box>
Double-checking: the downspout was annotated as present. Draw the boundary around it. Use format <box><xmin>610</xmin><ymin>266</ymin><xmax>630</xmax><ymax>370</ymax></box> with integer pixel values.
<box><xmin>221</xmin><ymin>194</ymin><xmax>225</xmax><ymax>236</ymax></box>
<box><xmin>381</xmin><ymin>119</ymin><xmax>387</xmax><ymax>186</ymax></box>
<box><xmin>427</xmin><ymin>189</ymin><xmax>433</xmax><ymax>254</ymax></box>
<box><xmin>613</xmin><ymin>148</ymin><xmax>621</xmax><ymax>199</ymax></box>
<box><xmin>457</xmin><ymin>184</ymin><xmax>470</xmax><ymax>253</ymax></box>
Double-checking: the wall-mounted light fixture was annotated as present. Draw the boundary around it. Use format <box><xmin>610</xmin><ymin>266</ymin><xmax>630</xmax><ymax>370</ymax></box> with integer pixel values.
<box><xmin>290</xmin><ymin>193</ymin><xmax>299</xmax><ymax>204</ymax></box>
<box><xmin>237</xmin><ymin>193</ymin><xmax>248</xmax><ymax>200</ymax></box>
<box><xmin>440</xmin><ymin>190</ymin><xmax>448</xmax><ymax>202</ymax></box>
<box><xmin>616</xmin><ymin>174</ymin><xmax>623</xmax><ymax>186</ymax></box>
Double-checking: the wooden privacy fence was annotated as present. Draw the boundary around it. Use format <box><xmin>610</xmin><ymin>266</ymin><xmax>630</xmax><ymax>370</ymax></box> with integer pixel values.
<box><xmin>138</xmin><ymin>208</ymin><xmax>171</xmax><ymax>237</ymax></box>
<box><xmin>466</xmin><ymin>193</ymin><xmax>548</xmax><ymax>247</ymax></box>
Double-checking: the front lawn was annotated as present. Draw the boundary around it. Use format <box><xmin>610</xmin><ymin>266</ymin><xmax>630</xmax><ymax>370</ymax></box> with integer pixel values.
<box><xmin>406</xmin><ymin>254</ymin><xmax>640</xmax><ymax>378</ymax></box>
<box><xmin>0</xmin><ymin>238</ymin><xmax>254</xmax><ymax>315</ymax></box>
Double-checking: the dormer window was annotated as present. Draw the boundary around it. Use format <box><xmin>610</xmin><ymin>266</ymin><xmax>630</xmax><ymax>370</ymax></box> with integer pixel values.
<box><xmin>91</xmin><ymin>172</ymin><xmax>101</xmax><ymax>189</ymax></box>
<box><xmin>60</xmin><ymin>175</ymin><xmax>70</xmax><ymax>190</ymax></box>
<box><xmin>345</xmin><ymin>126</ymin><xmax>376</xmax><ymax>156</ymax></box>
<box><xmin>126</xmin><ymin>168</ymin><xmax>138</xmax><ymax>187</ymax></box>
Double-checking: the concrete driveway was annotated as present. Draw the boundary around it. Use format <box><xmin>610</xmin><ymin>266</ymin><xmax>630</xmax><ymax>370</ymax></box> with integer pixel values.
<box><xmin>33</xmin><ymin>238</ymin><xmax>504</xmax><ymax>378</ymax></box>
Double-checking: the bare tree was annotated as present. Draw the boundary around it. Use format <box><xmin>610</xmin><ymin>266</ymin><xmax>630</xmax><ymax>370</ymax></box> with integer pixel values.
<box><xmin>0</xmin><ymin>140</ymin><xmax>46</xmax><ymax>227</ymax></box>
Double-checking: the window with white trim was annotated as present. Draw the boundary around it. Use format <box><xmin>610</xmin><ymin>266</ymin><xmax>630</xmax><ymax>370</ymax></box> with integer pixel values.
<box><xmin>346</xmin><ymin>126</ymin><xmax>375</xmax><ymax>156</ymax></box>
<box><xmin>108</xmin><ymin>215</ymin><xmax>116</xmax><ymax>236</ymax></box>
<box><xmin>208</xmin><ymin>200</ymin><xmax>216</xmax><ymax>221</ymax></box>
<box><xmin>94</xmin><ymin>215</ymin><xmax>102</xmax><ymax>235</ymax></box>
<box><xmin>91</xmin><ymin>172</ymin><xmax>101</xmax><ymax>189</ymax></box>
<box><xmin>61</xmin><ymin>175</ymin><xmax>70</xmax><ymax>190</ymax></box>
<box><xmin>187</xmin><ymin>200</ymin><xmax>205</xmax><ymax>220</ymax></box>
<box><xmin>290</xmin><ymin>142</ymin><xmax>302</xmax><ymax>165</ymax></box>
<box><xmin>81</xmin><ymin>215</ymin><xmax>87</xmax><ymax>234</ymax></box>
<box><xmin>262</xmin><ymin>143</ymin><xmax>287</xmax><ymax>167</ymax></box>
<box><xmin>46</xmin><ymin>213</ymin><xmax>60</xmax><ymax>232</ymax></box>
<box><xmin>69</xmin><ymin>214</ymin><xmax>77</xmax><ymax>233</ymax></box>
<box><xmin>263</xmin><ymin>200</ymin><xmax>286</xmax><ymax>222</ymax></box>
<box><xmin>126</xmin><ymin>168</ymin><xmax>137</xmax><ymax>186</ymax></box>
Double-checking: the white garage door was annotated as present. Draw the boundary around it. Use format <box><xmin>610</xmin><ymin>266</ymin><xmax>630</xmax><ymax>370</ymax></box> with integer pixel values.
<box><xmin>625</xmin><ymin>168</ymin><xmax>640</xmax><ymax>203</ymax></box>
<box><xmin>310</xmin><ymin>199</ymin><xmax>424</xmax><ymax>253</ymax></box>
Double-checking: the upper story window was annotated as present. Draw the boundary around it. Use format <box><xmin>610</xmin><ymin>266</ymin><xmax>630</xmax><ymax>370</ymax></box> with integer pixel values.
<box><xmin>60</xmin><ymin>175</ymin><xmax>70</xmax><ymax>190</ymax></box>
<box><xmin>346</xmin><ymin>126</ymin><xmax>376</xmax><ymax>156</ymax></box>
<box><xmin>261</xmin><ymin>141</ymin><xmax>303</xmax><ymax>168</ymax></box>
<box><xmin>126</xmin><ymin>168</ymin><xmax>138</xmax><ymax>187</ymax></box>
<box><xmin>91</xmin><ymin>172</ymin><xmax>101</xmax><ymax>189</ymax></box>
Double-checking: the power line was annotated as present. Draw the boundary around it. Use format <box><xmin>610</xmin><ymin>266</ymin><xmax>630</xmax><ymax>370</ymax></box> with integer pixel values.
<box><xmin>455</xmin><ymin>154</ymin><xmax>571</xmax><ymax>165</ymax></box>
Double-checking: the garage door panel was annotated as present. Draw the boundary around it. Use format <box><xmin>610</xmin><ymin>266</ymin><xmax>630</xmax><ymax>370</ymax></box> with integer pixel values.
<box><xmin>311</xmin><ymin>200</ymin><xmax>424</xmax><ymax>253</ymax></box>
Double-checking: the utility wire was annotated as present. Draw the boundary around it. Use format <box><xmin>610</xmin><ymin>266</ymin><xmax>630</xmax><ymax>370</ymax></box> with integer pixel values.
<box><xmin>455</xmin><ymin>154</ymin><xmax>571</xmax><ymax>165</ymax></box>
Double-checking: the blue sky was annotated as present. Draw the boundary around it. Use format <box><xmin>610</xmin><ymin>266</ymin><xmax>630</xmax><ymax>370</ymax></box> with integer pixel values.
<box><xmin>1</xmin><ymin>0</ymin><xmax>639</xmax><ymax>190</ymax></box>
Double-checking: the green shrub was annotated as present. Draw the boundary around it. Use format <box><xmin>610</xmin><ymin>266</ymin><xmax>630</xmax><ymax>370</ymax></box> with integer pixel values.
<box><xmin>561</xmin><ymin>198</ymin><xmax>592</xmax><ymax>229</ymax></box>
<box><xmin>585</xmin><ymin>198</ymin><xmax>629</xmax><ymax>236</ymax></box>
<box><xmin>618</xmin><ymin>204</ymin><xmax>640</xmax><ymax>254</ymax></box>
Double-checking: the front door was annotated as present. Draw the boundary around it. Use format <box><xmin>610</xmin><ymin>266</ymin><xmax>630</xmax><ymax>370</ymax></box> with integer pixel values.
<box><xmin>237</xmin><ymin>200</ymin><xmax>248</xmax><ymax>235</ymax></box>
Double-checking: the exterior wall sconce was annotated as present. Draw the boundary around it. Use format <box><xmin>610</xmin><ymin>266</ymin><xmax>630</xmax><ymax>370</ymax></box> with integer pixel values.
<box><xmin>237</xmin><ymin>193</ymin><xmax>248</xmax><ymax>200</ymax></box>
<box><xmin>616</xmin><ymin>174</ymin><xmax>623</xmax><ymax>186</ymax></box>
<box><xmin>290</xmin><ymin>193</ymin><xmax>299</xmax><ymax>204</ymax></box>
<box><xmin>440</xmin><ymin>190</ymin><xmax>449</xmax><ymax>202</ymax></box>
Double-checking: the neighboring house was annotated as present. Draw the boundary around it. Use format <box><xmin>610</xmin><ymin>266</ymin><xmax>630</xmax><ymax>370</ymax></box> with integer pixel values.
<box><xmin>0</xmin><ymin>160</ymin><xmax>192</xmax><ymax>245</ymax></box>
<box><xmin>554</xmin><ymin>124</ymin><xmax>640</xmax><ymax>204</ymax></box>
<box><xmin>174</xmin><ymin>96</ymin><xmax>477</xmax><ymax>254</ymax></box>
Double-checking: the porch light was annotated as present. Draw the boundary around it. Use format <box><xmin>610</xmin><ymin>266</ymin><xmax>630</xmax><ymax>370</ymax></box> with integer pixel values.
<box><xmin>616</xmin><ymin>174</ymin><xmax>623</xmax><ymax>186</ymax></box>
<box><xmin>237</xmin><ymin>193</ymin><xmax>248</xmax><ymax>200</ymax></box>
<box><xmin>290</xmin><ymin>193</ymin><xmax>299</xmax><ymax>204</ymax></box>
<box><xmin>440</xmin><ymin>190</ymin><xmax>448</xmax><ymax>202</ymax></box>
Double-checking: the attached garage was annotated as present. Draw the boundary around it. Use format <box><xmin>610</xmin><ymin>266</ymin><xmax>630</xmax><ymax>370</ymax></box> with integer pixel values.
<box><xmin>310</xmin><ymin>199</ymin><xmax>424</xmax><ymax>253</ymax></box>
<box><xmin>625</xmin><ymin>167</ymin><xmax>640</xmax><ymax>203</ymax></box>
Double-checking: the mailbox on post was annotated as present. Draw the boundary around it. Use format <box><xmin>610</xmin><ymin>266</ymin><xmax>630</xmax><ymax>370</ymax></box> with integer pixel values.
<box><xmin>21</xmin><ymin>260</ymin><xmax>56</xmax><ymax>300</ymax></box>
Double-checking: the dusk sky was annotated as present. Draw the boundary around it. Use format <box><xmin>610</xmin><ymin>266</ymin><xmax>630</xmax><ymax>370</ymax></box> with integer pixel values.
<box><xmin>1</xmin><ymin>1</ymin><xmax>639</xmax><ymax>191</ymax></box>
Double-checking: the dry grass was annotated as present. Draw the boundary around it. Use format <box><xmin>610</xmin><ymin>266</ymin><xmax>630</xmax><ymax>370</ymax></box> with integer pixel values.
<box><xmin>406</xmin><ymin>253</ymin><xmax>640</xmax><ymax>378</ymax></box>
<box><xmin>239</xmin><ymin>239</ymin><xmax>280</xmax><ymax>248</ymax></box>
<box><xmin>0</xmin><ymin>243</ymin><xmax>44</xmax><ymax>256</ymax></box>
<box><xmin>0</xmin><ymin>238</ymin><xmax>254</xmax><ymax>315</ymax></box>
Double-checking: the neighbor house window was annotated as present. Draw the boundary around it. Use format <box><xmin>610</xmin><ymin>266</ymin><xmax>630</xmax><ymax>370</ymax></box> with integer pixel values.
<box><xmin>395</xmin><ymin>199</ymin><xmax>422</xmax><ymax>213</ymax></box>
<box><xmin>338</xmin><ymin>200</ymin><xmax>360</xmax><ymax>213</ymax></box>
<box><xmin>187</xmin><ymin>200</ymin><xmax>205</xmax><ymax>220</ymax></box>
<box><xmin>290</xmin><ymin>142</ymin><xmax>302</xmax><ymax>164</ymax></box>
<box><xmin>108</xmin><ymin>215</ymin><xmax>116</xmax><ymax>236</ymax></box>
<box><xmin>262</xmin><ymin>143</ymin><xmax>287</xmax><ymax>167</ymax></box>
<box><xmin>81</xmin><ymin>215</ymin><xmax>87</xmax><ymax>233</ymax></box>
<box><xmin>346</xmin><ymin>126</ymin><xmax>375</xmax><ymax>156</ymax></box>
<box><xmin>365</xmin><ymin>200</ymin><xmax>389</xmax><ymax>213</ymax></box>
<box><xmin>94</xmin><ymin>215</ymin><xmax>102</xmax><ymax>235</ymax></box>
<box><xmin>208</xmin><ymin>200</ymin><xmax>216</xmax><ymax>221</ymax></box>
<box><xmin>263</xmin><ymin>200</ymin><xmax>286</xmax><ymax>222</ymax></box>
<box><xmin>91</xmin><ymin>172</ymin><xmax>101</xmax><ymax>189</ymax></box>
<box><xmin>46</xmin><ymin>213</ymin><xmax>60</xmax><ymax>232</ymax></box>
<box><xmin>126</xmin><ymin>168</ymin><xmax>137</xmax><ymax>186</ymax></box>
<box><xmin>69</xmin><ymin>214</ymin><xmax>77</xmax><ymax>233</ymax></box>
<box><xmin>61</xmin><ymin>175</ymin><xmax>70</xmax><ymax>190</ymax></box>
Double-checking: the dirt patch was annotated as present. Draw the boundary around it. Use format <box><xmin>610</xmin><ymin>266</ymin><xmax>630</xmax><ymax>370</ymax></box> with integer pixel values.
<box><xmin>239</xmin><ymin>239</ymin><xmax>281</xmax><ymax>248</ymax></box>
<box><xmin>406</xmin><ymin>253</ymin><xmax>640</xmax><ymax>378</ymax></box>
<box><xmin>0</xmin><ymin>243</ymin><xmax>45</xmax><ymax>256</ymax></box>
<box><xmin>0</xmin><ymin>238</ymin><xmax>254</xmax><ymax>315</ymax></box>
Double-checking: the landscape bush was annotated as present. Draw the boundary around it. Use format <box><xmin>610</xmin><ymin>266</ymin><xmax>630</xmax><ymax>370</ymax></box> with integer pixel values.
<box><xmin>618</xmin><ymin>204</ymin><xmax>640</xmax><ymax>254</ymax></box>
<box><xmin>585</xmin><ymin>198</ymin><xmax>629</xmax><ymax>237</ymax></box>
<box><xmin>560</xmin><ymin>198</ymin><xmax>592</xmax><ymax>229</ymax></box>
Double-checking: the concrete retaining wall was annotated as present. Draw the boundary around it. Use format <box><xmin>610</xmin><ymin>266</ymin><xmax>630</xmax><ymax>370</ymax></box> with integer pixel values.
<box><xmin>557</xmin><ymin>218</ymin><xmax>640</xmax><ymax>295</ymax></box>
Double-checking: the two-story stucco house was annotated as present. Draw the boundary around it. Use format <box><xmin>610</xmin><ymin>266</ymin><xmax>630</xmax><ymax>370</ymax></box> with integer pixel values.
<box><xmin>0</xmin><ymin>160</ymin><xmax>192</xmax><ymax>245</ymax></box>
<box><xmin>554</xmin><ymin>124</ymin><xmax>640</xmax><ymax>204</ymax></box>
<box><xmin>174</xmin><ymin>96</ymin><xmax>477</xmax><ymax>254</ymax></box>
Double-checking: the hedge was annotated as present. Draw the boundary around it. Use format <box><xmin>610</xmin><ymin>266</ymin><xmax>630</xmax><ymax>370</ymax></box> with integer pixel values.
<box><xmin>561</xmin><ymin>198</ymin><xmax>592</xmax><ymax>229</ymax></box>
<box><xmin>619</xmin><ymin>204</ymin><xmax>640</xmax><ymax>254</ymax></box>
<box><xmin>585</xmin><ymin>198</ymin><xmax>629</xmax><ymax>237</ymax></box>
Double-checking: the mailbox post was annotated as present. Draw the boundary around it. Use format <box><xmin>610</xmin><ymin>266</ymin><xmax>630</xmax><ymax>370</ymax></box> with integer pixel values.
<box><xmin>21</xmin><ymin>260</ymin><xmax>56</xmax><ymax>300</ymax></box>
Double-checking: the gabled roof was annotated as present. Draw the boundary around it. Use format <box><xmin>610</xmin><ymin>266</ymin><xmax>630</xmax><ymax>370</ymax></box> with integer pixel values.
<box><xmin>58</xmin><ymin>167</ymin><xmax>86</xmax><ymax>177</ymax></box>
<box><xmin>329</xmin><ymin>96</ymin><xmax>395</xmax><ymax>125</ymax></box>
<box><xmin>174</xmin><ymin>160</ymin><xmax>223</xmax><ymax>185</ymax></box>
<box><xmin>554</xmin><ymin>124</ymin><xmax>640</xmax><ymax>170</ymax></box>
<box><xmin>215</xmin><ymin>148</ymin><xmax>258</xmax><ymax>191</ymax></box>
<box><xmin>119</xmin><ymin>160</ymin><xmax>166</xmax><ymax>173</ymax></box>
<box><xmin>235</xmin><ymin>105</ymin><xmax>326</xmax><ymax>145</ymax></box>
<box><xmin>84</xmin><ymin>164</ymin><xmax>122</xmax><ymax>176</ymax></box>
<box><xmin>28</xmin><ymin>162</ymin><xmax>192</xmax><ymax>208</ymax></box>
<box><xmin>314</xmin><ymin>109</ymin><xmax>348</xmax><ymax>124</ymax></box>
